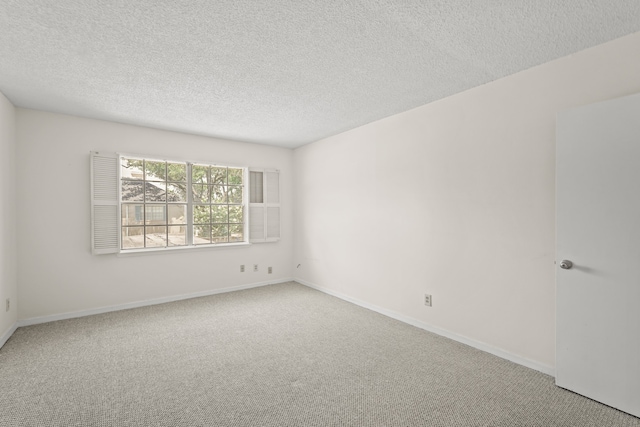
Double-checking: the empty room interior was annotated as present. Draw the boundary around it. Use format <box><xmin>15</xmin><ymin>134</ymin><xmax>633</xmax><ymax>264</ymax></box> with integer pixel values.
<box><xmin>1</xmin><ymin>2</ymin><xmax>640</xmax><ymax>426</ymax></box>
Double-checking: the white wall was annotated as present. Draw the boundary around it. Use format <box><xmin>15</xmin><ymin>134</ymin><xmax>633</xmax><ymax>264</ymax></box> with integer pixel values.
<box><xmin>293</xmin><ymin>32</ymin><xmax>640</xmax><ymax>371</ymax></box>
<box><xmin>17</xmin><ymin>110</ymin><xmax>293</xmax><ymax>320</ymax></box>
<box><xmin>0</xmin><ymin>91</ymin><xmax>17</xmax><ymax>341</ymax></box>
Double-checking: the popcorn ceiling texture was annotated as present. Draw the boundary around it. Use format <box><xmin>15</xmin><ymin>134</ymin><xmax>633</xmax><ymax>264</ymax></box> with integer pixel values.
<box><xmin>1</xmin><ymin>1</ymin><xmax>640</xmax><ymax>148</ymax></box>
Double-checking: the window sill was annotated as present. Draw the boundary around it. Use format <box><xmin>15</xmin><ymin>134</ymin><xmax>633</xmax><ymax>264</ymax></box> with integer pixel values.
<box><xmin>116</xmin><ymin>242</ymin><xmax>251</xmax><ymax>257</ymax></box>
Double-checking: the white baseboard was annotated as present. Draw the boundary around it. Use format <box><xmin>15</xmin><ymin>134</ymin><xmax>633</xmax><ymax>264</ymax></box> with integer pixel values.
<box><xmin>18</xmin><ymin>278</ymin><xmax>294</xmax><ymax>328</ymax></box>
<box><xmin>295</xmin><ymin>277</ymin><xmax>555</xmax><ymax>377</ymax></box>
<box><xmin>0</xmin><ymin>322</ymin><xmax>18</xmax><ymax>349</ymax></box>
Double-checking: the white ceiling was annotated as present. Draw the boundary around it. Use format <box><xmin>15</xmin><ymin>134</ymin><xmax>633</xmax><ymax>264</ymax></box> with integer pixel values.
<box><xmin>1</xmin><ymin>1</ymin><xmax>640</xmax><ymax>149</ymax></box>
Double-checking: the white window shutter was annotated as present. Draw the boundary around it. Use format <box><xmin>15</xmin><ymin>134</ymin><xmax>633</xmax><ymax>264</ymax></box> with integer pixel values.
<box><xmin>91</xmin><ymin>151</ymin><xmax>120</xmax><ymax>254</ymax></box>
<box><xmin>266</xmin><ymin>171</ymin><xmax>279</xmax><ymax>203</ymax></box>
<box><xmin>266</xmin><ymin>206</ymin><xmax>280</xmax><ymax>240</ymax></box>
<box><xmin>249</xmin><ymin>169</ymin><xmax>280</xmax><ymax>243</ymax></box>
<box><xmin>264</xmin><ymin>170</ymin><xmax>280</xmax><ymax>241</ymax></box>
<box><xmin>249</xmin><ymin>206</ymin><xmax>265</xmax><ymax>241</ymax></box>
<box><xmin>249</xmin><ymin>171</ymin><xmax>264</xmax><ymax>203</ymax></box>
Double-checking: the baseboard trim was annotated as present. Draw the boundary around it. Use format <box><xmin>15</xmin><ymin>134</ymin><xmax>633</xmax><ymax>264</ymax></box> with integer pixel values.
<box><xmin>0</xmin><ymin>322</ymin><xmax>18</xmax><ymax>349</ymax></box>
<box><xmin>295</xmin><ymin>277</ymin><xmax>555</xmax><ymax>377</ymax></box>
<box><xmin>18</xmin><ymin>278</ymin><xmax>294</xmax><ymax>328</ymax></box>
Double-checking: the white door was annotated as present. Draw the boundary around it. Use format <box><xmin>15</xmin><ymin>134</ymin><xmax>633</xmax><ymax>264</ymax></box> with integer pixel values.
<box><xmin>556</xmin><ymin>92</ymin><xmax>640</xmax><ymax>417</ymax></box>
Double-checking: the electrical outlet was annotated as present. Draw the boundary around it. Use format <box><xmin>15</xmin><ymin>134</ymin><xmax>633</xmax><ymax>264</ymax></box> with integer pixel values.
<box><xmin>240</xmin><ymin>265</ymin><xmax>245</xmax><ymax>272</ymax></box>
<box><xmin>268</xmin><ymin>266</ymin><xmax>272</xmax><ymax>274</ymax></box>
<box><xmin>253</xmin><ymin>264</ymin><xmax>258</xmax><ymax>272</ymax></box>
<box><xmin>5</xmin><ymin>298</ymin><xmax>9</xmax><ymax>312</ymax></box>
<box><xmin>424</xmin><ymin>294</ymin><xmax>432</xmax><ymax>307</ymax></box>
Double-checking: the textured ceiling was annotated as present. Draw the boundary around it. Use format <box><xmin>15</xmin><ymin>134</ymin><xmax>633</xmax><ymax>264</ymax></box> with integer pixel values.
<box><xmin>1</xmin><ymin>1</ymin><xmax>640</xmax><ymax>148</ymax></box>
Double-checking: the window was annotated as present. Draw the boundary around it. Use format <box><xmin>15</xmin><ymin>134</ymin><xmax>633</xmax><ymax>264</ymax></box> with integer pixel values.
<box><xmin>120</xmin><ymin>158</ymin><xmax>188</xmax><ymax>249</ymax></box>
<box><xmin>90</xmin><ymin>152</ymin><xmax>278</xmax><ymax>254</ymax></box>
<box><xmin>191</xmin><ymin>164</ymin><xmax>244</xmax><ymax>245</ymax></box>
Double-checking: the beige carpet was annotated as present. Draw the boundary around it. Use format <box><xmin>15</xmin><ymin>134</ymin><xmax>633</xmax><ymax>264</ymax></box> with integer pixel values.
<box><xmin>1</xmin><ymin>282</ymin><xmax>638</xmax><ymax>427</ymax></box>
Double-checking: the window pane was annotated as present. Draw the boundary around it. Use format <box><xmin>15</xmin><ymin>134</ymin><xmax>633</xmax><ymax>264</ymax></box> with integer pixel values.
<box><xmin>168</xmin><ymin>226</ymin><xmax>186</xmax><ymax>247</ymax></box>
<box><xmin>249</xmin><ymin>171</ymin><xmax>263</xmax><ymax>203</ymax></box>
<box><xmin>229</xmin><ymin>224</ymin><xmax>243</xmax><ymax>242</ymax></box>
<box><xmin>192</xmin><ymin>165</ymin><xmax>209</xmax><ymax>184</ymax></box>
<box><xmin>229</xmin><ymin>206</ymin><xmax>243</xmax><ymax>223</ymax></box>
<box><xmin>145</xmin><ymin>161</ymin><xmax>165</xmax><ymax>181</ymax></box>
<box><xmin>193</xmin><ymin>205</ymin><xmax>210</xmax><ymax>224</ymax></box>
<box><xmin>211</xmin><ymin>167</ymin><xmax>227</xmax><ymax>185</ymax></box>
<box><xmin>212</xmin><ymin>205</ymin><xmax>228</xmax><ymax>223</ymax></box>
<box><xmin>168</xmin><ymin>204</ymin><xmax>187</xmax><ymax>224</ymax></box>
<box><xmin>192</xmin><ymin>184</ymin><xmax>209</xmax><ymax>203</ymax></box>
<box><xmin>167</xmin><ymin>162</ymin><xmax>186</xmax><ymax>182</ymax></box>
<box><xmin>145</xmin><ymin>226</ymin><xmax>167</xmax><ymax>247</ymax></box>
<box><xmin>228</xmin><ymin>186</ymin><xmax>243</xmax><ymax>204</ymax></box>
<box><xmin>121</xmin><ymin>181</ymin><xmax>144</xmax><ymax>201</ymax></box>
<box><xmin>167</xmin><ymin>183</ymin><xmax>187</xmax><ymax>202</ymax></box>
<box><xmin>228</xmin><ymin>168</ymin><xmax>243</xmax><ymax>185</ymax></box>
<box><xmin>211</xmin><ymin>185</ymin><xmax>227</xmax><ymax>204</ymax></box>
<box><xmin>122</xmin><ymin>204</ymin><xmax>144</xmax><ymax>226</ymax></box>
<box><xmin>121</xmin><ymin>158</ymin><xmax>143</xmax><ymax>180</ymax></box>
<box><xmin>212</xmin><ymin>224</ymin><xmax>229</xmax><ymax>243</ymax></box>
<box><xmin>122</xmin><ymin>226</ymin><xmax>144</xmax><ymax>249</ymax></box>
<box><xmin>145</xmin><ymin>182</ymin><xmax>166</xmax><ymax>202</ymax></box>
<box><xmin>194</xmin><ymin>225</ymin><xmax>211</xmax><ymax>244</ymax></box>
<box><xmin>145</xmin><ymin>205</ymin><xmax>166</xmax><ymax>225</ymax></box>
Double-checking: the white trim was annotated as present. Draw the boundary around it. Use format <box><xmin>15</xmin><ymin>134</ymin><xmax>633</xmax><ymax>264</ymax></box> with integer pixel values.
<box><xmin>0</xmin><ymin>322</ymin><xmax>18</xmax><ymax>349</ymax></box>
<box><xmin>117</xmin><ymin>242</ymin><xmax>251</xmax><ymax>257</ymax></box>
<box><xmin>295</xmin><ymin>277</ymin><xmax>555</xmax><ymax>377</ymax></box>
<box><xmin>17</xmin><ymin>278</ymin><xmax>294</xmax><ymax>327</ymax></box>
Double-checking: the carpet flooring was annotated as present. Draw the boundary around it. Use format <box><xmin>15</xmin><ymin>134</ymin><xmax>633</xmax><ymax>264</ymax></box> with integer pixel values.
<box><xmin>1</xmin><ymin>282</ymin><xmax>638</xmax><ymax>426</ymax></box>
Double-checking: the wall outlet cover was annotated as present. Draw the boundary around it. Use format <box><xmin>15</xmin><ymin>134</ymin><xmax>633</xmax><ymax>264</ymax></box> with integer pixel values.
<box><xmin>424</xmin><ymin>294</ymin><xmax>432</xmax><ymax>307</ymax></box>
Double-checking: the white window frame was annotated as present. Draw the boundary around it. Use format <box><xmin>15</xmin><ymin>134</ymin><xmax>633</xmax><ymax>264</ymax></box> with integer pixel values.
<box><xmin>91</xmin><ymin>151</ymin><xmax>255</xmax><ymax>255</ymax></box>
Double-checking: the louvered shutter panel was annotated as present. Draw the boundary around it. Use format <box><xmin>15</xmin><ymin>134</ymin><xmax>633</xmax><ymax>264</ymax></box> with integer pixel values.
<box><xmin>249</xmin><ymin>206</ymin><xmax>265</xmax><ymax>241</ymax></box>
<box><xmin>249</xmin><ymin>171</ymin><xmax>264</xmax><ymax>203</ymax></box>
<box><xmin>249</xmin><ymin>169</ymin><xmax>280</xmax><ymax>242</ymax></box>
<box><xmin>91</xmin><ymin>152</ymin><xmax>120</xmax><ymax>254</ymax></box>
<box><xmin>266</xmin><ymin>171</ymin><xmax>279</xmax><ymax>203</ymax></box>
<box><xmin>249</xmin><ymin>170</ymin><xmax>264</xmax><ymax>242</ymax></box>
<box><xmin>264</xmin><ymin>170</ymin><xmax>280</xmax><ymax>241</ymax></box>
<box><xmin>266</xmin><ymin>207</ymin><xmax>280</xmax><ymax>240</ymax></box>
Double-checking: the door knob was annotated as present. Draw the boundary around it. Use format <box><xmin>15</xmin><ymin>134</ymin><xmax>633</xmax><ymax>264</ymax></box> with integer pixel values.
<box><xmin>559</xmin><ymin>260</ymin><xmax>573</xmax><ymax>270</ymax></box>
